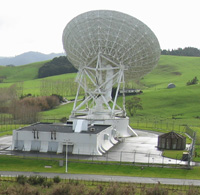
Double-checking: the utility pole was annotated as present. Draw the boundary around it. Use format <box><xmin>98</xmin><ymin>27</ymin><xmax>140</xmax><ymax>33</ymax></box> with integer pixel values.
<box><xmin>65</xmin><ymin>142</ymin><xmax>68</xmax><ymax>173</ymax></box>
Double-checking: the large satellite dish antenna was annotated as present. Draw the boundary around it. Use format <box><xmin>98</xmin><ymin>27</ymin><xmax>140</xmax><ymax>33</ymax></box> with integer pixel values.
<box><xmin>62</xmin><ymin>10</ymin><xmax>160</xmax><ymax>136</ymax></box>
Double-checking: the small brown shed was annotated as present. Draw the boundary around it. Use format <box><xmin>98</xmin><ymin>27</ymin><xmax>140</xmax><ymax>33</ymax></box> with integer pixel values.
<box><xmin>157</xmin><ymin>131</ymin><xmax>186</xmax><ymax>150</ymax></box>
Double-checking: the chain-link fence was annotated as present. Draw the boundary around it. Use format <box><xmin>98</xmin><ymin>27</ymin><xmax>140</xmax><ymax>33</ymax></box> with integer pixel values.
<box><xmin>7</xmin><ymin>148</ymin><xmax>190</xmax><ymax>169</ymax></box>
<box><xmin>66</xmin><ymin>150</ymin><xmax>189</xmax><ymax>167</ymax></box>
<box><xmin>130</xmin><ymin>119</ymin><xmax>188</xmax><ymax>133</ymax></box>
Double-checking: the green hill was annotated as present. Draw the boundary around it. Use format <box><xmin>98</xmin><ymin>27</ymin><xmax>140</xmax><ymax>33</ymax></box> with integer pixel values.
<box><xmin>0</xmin><ymin>61</ymin><xmax>47</xmax><ymax>83</ymax></box>
<box><xmin>1</xmin><ymin>55</ymin><xmax>199</xmax><ymax>89</ymax></box>
<box><xmin>141</xmin><ymin>55</ymin><xmax>200</xmax><ymax>89</ymax></box>
<box><xmin>0</xmin><ymin>55</ymin><xmax>199</xmax><ymax>126</ymax></box>
<box><xmin>134</xmin><ymin>55</ymin><xmax>200</xmax><ymax>125</ymax></box>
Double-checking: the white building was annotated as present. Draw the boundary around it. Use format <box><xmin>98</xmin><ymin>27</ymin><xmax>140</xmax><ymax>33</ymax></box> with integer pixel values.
<box><xmin>12</xmin><ymin>122</ymin><xmax>119</xmax><ymax>155</ymax></box>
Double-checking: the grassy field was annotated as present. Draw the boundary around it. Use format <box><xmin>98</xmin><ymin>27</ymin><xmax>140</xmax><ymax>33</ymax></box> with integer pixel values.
<box><xmin>0</xmin><ymin>155</ymin><xmax>200</xmax><ymax>180</ymax></box>
<box><xmin>141</xmin><ymin>55</ymin><xmax>200</xmax><ymax>89</ymax></box>
<box><xmin>1</xmin><ymin>55</ymin><xmax>200</xmax><ymax>126</ymax></box>
<box><xmin>133</xmin><ymin>85</ymin><xmax>200</xmax><ymax>125</ymax></box>
<box><xmin>0</xmin><ymin>124</ymin><xmax>27</xmax><ymax>137</ymax></box>
<box><xmin>40</xmin><ymin>102</ymin><xmax>73</xmax><ymax>121</ymax></box>
<box><xmin>0</xmin><ymin>61</ymin><xmax>46</xmax><ymax>83</ymax></box>
<box><xmin>135</xmin><ymin>55</ymin><xmax>200</xmax><ymax>125</ymax></box>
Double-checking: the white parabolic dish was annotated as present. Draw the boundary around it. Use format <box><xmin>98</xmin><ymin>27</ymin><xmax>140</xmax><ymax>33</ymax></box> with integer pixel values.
<box><xmin>62</xmin><ymin>10</ymin><xmax>160</xmax><ymax>80</ymax></box>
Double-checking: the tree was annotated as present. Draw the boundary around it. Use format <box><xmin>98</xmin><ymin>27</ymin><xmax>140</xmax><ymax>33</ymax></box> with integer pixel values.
<box><xmin>125</xmin><ymin>96</ymin><xmax>143</xmax><ymax>117</ymax></box>
<box><xmin>161</xmin><ymin>47</ymin><xmax>200</xmax><ymax>57</ymax></box>
<box><xmin>187</xmin><ymin>76</ymin><xmax>198</xmax><ymax>85</ymax></box>
<box><xmin>38</xmin><ymin>56</ymin><xmax>77</xmax><ymax>78</ymax></box>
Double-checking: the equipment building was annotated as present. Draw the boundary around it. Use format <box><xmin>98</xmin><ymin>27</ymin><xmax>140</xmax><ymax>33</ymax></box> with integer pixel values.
<box><xmin>157</xmin><ymin>131</ymin><xmax>186</xmax><ymax>150</ymax></box>
<box><xmin>12</xmin><ymin>121</ymin><xmax>119</xmax><ymax>155</ymax></box>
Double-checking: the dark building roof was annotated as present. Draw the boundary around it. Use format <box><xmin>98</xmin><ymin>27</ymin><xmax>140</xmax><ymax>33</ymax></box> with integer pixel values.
<box><xmin>158</xmin><ymin>131</ymin><xmax>185</xmax><ymax>139</ymax></box>
<box><xmin>16</xmin><ymin>122</ymin><xmax>110</xmax><ymax>134</ymax></box>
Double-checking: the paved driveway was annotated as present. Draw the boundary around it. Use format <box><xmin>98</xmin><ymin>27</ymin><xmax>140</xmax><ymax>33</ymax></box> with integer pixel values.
<box><xmin>0</xmin><ymin>135</ymin><xmax>12</xmax><ymax>153</ymax></box>
<box><xmin>0</xmin><ymin>130</ymin><xmax>190</xmax><ymax>165</ymax></box>
<box><xmin>75</xmin><ymin>129</ymin><xmax>189</xmax><ymax>165</ymax></box>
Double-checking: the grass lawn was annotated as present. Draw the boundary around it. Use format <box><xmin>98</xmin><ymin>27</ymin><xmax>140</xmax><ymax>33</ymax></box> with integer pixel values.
<box><xmin>0</xmin><ymin>131</ymin><xmax>13</xmax><ymax>136</ymax></box>
<box><xmin>162</xmin><ymin>150</ymin><xmax>187</xmax><ymax>160</ymax></box>
<box><xmin>0</xmin><ymin>124</ymin><xmax>27</xmax><ymax>136</ymax></box>
<box><xmin>40</xmin><ymin>102</ymin><xmax>74</xmax><ymax>121</ymax></box>
<box><xmin>0</xmin><ymin>61</ymin><xmax>46</xmax><ymax>83</ymax></box>
<box><xmin>0</xmin><ymin>155</ymin><xmax>200</xmax><ymax>180</ymax></box>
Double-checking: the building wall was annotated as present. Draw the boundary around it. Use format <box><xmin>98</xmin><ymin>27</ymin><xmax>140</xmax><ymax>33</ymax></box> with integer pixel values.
<box><xmin>12</xmin><ymin>125</ymin><xmax>118</xmax><ymax>155</ymax></box>
<box><xmin>86</xmin><ymin>117</ymin><xmax>137</xmax><ymax>137</ymax></box>
<box><xmin>157</xmin><ymin>136</ymin><xmax>186</xmax><ymax>150</ymax></box>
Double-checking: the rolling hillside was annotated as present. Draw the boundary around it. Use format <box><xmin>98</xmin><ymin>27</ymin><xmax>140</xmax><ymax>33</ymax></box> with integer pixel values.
<box><xmin>142</xmin><ymin>55</ymin><xmax>200</xmax><ymax>88</ymax></box>
<box><xmin>1</xmin><ymin>55</ymin><xmax>199</xmax><ymax>87</ymax></box>
<box><xmin>0</xmin><ymin>61</ymin><xmax>47</xmax><ymax>83</ymax></box>
<box><xmin>0</xmin><ymin>55</ymin><xmax>199</xmax><ymax>125</ymax></box>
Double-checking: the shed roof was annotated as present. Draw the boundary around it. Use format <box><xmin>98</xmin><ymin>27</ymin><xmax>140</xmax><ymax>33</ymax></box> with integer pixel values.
<box><xmin>159</xmin><ymin>131</ymin><xmax>185</xmax><ymax>139</ymax></box>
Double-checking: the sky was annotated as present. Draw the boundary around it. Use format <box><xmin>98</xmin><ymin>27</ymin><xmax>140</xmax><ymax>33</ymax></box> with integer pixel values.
<box><xmin>0</xmin><ymin>0</ymin><xmax>199</xmax><ymax>57</ymax></box>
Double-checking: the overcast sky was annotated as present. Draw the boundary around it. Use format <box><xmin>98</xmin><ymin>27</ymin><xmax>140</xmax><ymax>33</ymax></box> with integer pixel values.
<box><xmin>0</xmin><ymin>0</ymin><xmax>199</xmax><ymax>57</ymax></box>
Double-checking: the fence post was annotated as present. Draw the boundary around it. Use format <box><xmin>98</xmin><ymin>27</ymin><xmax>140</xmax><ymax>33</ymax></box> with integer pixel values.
<box><xmin>133</xmin><ymin>150</ymin><xmax>136</xmax><ymax>164</ymax></box>
<box><xmin>188</xmin><ymin>131</ymin><xmax>196</xmax><ymax>169</ymax></box>
<box><xmin>148</xmin><ymin>153</ymin><xmax>150</xmax><ymax>166</ymax></box>
<box><xmin>120</xmin><ymin>151</ymin><xmax>122</xmax><ymax>164</ymax></box>
<box><xmin>162</xmin><ymin>156</ymin><xmax>164</xmax><ymax>168</ymax></box>
<box><xmin>92</xmin><ymin>151</ymin><xmax>94</xmax><ymax>162</ymax></box>
<box><xmin>78</xmin><ymin>149</ymin><xmax>79</xmax><ymax>161</ymax></box>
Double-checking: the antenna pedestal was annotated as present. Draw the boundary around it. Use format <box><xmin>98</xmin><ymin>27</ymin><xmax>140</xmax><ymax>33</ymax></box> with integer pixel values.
<box><xmin>69</xmin><ymin>115</ymin><xmax>137</xmax><ymax>138</ymax></box>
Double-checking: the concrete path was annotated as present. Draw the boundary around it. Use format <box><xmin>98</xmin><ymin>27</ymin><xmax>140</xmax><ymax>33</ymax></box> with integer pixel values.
<box><xmin>0</xmin><ymin>131</ymin><xmax>193</xmax><ymax>166</ymax></box>
<box><xmin>0</xmin><ymin>136</ymin><xmax>12</xmax><ymax>150</ymax></box>
<box><xmin>0</xmin><ymin>171</ymin><xmax>200</xmax><ymax>186</ymax></box>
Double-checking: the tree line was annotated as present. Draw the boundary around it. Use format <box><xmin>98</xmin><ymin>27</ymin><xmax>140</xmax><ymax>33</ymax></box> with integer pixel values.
<box><xmin>0</xmin><ymin>85</ymin><xmax>60</xmax><ymax>124</ymax></box>
<box><xmin>161</xmin><ymin>47</ymin><xmax>200</xmax><ymax>57</ymax></box>
<box><xmin>38</xmin><ymin>56</ymin><xmax>77</xmax><ymax>78</ymax></box>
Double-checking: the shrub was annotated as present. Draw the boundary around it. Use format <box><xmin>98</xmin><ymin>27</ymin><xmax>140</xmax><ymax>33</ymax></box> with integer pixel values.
<box><xmin>187</xmin><ymin>186</ymin><xmax>200</xmax><ymax>195</ymax></box>
<box><xmin>187</xmin><ymin>76</ymin><xmax>198</xmax><ymax>85</ymax></box>
<box><xmin>68</xmin><ymin>179</ymin><xmax>79</xmax><ymax>185</ymax></box>
<box><xmin>16</xmin><ymin>175</ymin><xmax>27</xmax><ymax>185</ymax></box>
<box><xmin>3</xmin><ymin>183</ymin><xmax>39</xmax><ymax>195</ymax></box>
<box><xmin>27</xmin><ymin>175</ymin><xmax>46</xmax><ymax>186</ymax></box>
<box><xmin>43</xmin><ymin>180</ymin><xmax>53</xmax><ymax>188</ymax></box>
<box><xmin>53</xmin><ymin>176</ymin><xmax>61</xmax><ymax>184</ymax></box>
<box><xmin>52</xmin><ymin>94</ymin><xmax>64</xmax><ymax>103</ymax></box>
<box><xmin>50</xmin><ymin>183</ymin><xmax>71</xmax><ymax>195</ymax></box>
<box><xmin>9</xmin><ymin>95</ymin><xmax>60</xmax><ymax>123</ymax></box>
<box><xmin>125</xmin><ymin>96</ymin><xmax>143</xmax><ymax>117</ymax></box>
<box><xmin>45</xmin><ymin>95</ymin><xmax>60</xmax><ymax>109</ymax></box>
<box><xmin>69</xmin><ymin>183</ymin><xmax>86</xmax><ymax>195</ymax></box>
<box><xmin>145</xmin><ymin>183</ymin><xmax>168</xmax><ymax>195</ymax></box>
<box><xmin>60</xmin><ymin>117</ymin><xmax>67</xmax><ymax>123</ymax></box>
<box><xmin>27</xmin><ymin>175</ymin><xmax>38</xmax><ymax>185</ymax></box>
<box><xmin>36</xmin><ymin>176</ymin><xmax>47</xmax><ymax>185</ymax></box>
